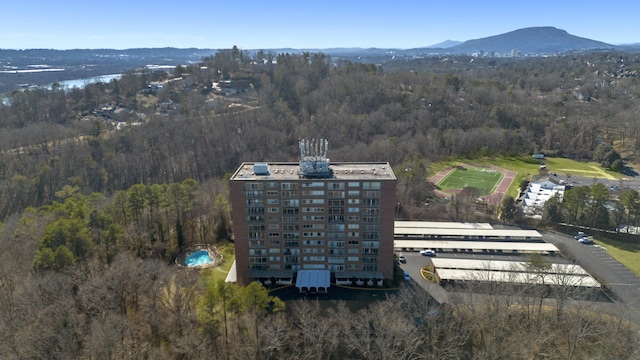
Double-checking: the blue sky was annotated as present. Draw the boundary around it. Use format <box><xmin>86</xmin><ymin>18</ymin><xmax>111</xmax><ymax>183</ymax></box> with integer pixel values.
<box><xmin>2</xmin><ymin>0</ymin><xmax>639</xmax><ymax>50</ymax></box>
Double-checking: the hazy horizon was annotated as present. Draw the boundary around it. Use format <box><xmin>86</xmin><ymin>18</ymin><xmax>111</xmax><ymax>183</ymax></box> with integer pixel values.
<box><xmin>2</xmin><ymin>0</ymin><xmax>639</xmax><ymax>50</ymax></box>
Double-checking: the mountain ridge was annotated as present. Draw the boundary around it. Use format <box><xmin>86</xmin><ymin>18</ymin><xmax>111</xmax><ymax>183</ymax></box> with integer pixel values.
<box><xmin>448</xmin><ymin>26</ymin><xmax>615</xmax><ymax>54</ymax></box>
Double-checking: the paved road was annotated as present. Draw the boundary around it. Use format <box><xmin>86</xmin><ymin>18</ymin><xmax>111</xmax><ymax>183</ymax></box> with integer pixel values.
<box><xmin>399</xmin><ymin>252</ymin><xmax>450</xmax><ymax>304</ymax></box>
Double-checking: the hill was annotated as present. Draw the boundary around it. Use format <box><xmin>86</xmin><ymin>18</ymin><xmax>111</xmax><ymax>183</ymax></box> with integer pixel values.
<box><xmin>449</xmin><ymin>26</ymin><xmax>616</xmax><ymax>55</ymax></box>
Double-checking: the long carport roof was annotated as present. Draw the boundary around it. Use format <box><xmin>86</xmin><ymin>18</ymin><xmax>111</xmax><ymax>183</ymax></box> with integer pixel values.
<box><xmin>430</xmin><ymin>258</ymin><xmax>589</xmax><ymax>275</ymax></box>
<box><xmin>394</xmin><ymin>240</ymin><xmax>559</xmax><ymax>253</ymax></box>
<box><xmin>435</xmin><ymin>268</ymin><xmax>600</xmax><ymax>288</ymax></box>
<box><xmin>395</xmin><ymin>228</ymin><xmax>542</xmax><ymax>238</ymax></box>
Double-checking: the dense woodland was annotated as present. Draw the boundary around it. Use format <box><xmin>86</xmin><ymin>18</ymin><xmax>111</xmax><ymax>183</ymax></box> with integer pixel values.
<box><xmin>1</xmin><ymin>49</ymin><xmax>640</xmax><ymax>358</ymax></box>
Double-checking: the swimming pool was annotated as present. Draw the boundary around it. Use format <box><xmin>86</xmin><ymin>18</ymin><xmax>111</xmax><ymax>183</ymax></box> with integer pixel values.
<box><xmin>185</xmin><ymin>250</ymin><xmax>214</xmax><ymax>267</ymax></box>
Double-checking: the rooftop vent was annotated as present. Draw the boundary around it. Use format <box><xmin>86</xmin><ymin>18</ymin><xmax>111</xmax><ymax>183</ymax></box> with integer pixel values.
<box><xmin>253</xmin><ymin>163</ymin><xmax>269</xmax><ymax>176</ymax></box>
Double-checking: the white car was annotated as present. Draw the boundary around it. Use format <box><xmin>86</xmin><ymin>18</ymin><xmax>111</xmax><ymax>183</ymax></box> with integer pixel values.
<box><xmin>420</xmin><ymin>249</ymin><xmax>437</xmax><ymax>257</ymax></box>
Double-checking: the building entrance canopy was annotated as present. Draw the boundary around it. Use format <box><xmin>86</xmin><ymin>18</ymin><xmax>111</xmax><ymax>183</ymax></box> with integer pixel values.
<box><xmin>295</xmin><ymin>270</ymin><xmax>331</xmax><ymax>293</ymax></box>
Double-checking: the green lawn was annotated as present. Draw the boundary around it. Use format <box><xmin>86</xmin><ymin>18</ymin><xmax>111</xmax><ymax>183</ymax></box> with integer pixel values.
<box><xmin>431</xmin><ymin>156</ymin><xmax>625</xmax><ymax>198</ymax></box>
<box><xmin>437</xmin><ymin>167</ymin><xmax>503</xmax><ymax>196</ymax></box>
<box><xmin>200</xmin><ymin>240</ymin><xmax>236</xmax><ymax>283</ymax></box>
<box><xmin>594</xmin><ymin>237</ymin><xmax>640</xmax><ymax>277</ymax></box>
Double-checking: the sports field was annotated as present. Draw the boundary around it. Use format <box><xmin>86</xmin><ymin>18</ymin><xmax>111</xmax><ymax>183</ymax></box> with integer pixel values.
<box><xmin>437</xmin><ymin>167</ymin><xmax>504</xmax><ymax>196</ymax></box>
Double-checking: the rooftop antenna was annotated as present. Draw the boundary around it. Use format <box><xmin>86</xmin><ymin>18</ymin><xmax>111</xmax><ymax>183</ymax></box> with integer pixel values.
<box><xmin>299</xmin><ymin>138</ymin><xmax>332</xmax><ymax>178</ymax></box>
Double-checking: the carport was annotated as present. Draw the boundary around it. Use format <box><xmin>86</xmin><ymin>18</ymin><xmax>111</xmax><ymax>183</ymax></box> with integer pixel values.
<box><xmin>295</xmin><ymin>270</ymin><xmax>331</xmax><ymax>293</ymax></box>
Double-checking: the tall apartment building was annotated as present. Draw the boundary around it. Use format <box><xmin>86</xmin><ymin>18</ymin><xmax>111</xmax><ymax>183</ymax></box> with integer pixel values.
<box><xmin>229</xmin><ymin>139</ymin><xmax>396</xmax><ymax>287</ymax></box>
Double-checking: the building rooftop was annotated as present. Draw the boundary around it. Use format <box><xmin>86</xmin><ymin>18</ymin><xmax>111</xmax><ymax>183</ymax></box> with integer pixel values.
<box><xmin>230</xmin><ymin>162</ymin><xmax>396</xmax><ymax>181</ymax></box>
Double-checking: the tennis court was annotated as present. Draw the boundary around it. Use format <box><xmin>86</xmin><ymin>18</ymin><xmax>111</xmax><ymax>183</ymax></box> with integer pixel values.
<box><xmin>437</xmin><ymin>167</ymin><xmax>504</xmax><ymax>196</ymax></box>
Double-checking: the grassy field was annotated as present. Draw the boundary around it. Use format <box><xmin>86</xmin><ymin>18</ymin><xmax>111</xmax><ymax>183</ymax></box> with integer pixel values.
<box><xmin>437</xmin><ymin>167</ymin><xmax>504</xmax><ymax>195</ymax></box>
<box><xmin>200</xmin><ymin>240</ymin><xmax>236</xmax><ymax>283</ymax></box>
<box><xmin>594</xmin><ymin>237</ymin><xmax>640</xmax><ymax>277</ymax></box>
<box><xmin>431</xmin><ymin>156</ymin><xmax>625</xmax><ymax>197</ymax></box>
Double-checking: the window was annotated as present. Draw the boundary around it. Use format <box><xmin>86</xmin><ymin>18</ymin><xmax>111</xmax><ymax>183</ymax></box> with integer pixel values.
<box><xmin>302</xmin><ymin>232</ymin><xmax>324</xmax><ymax>237</ymax></box>
<box><xmin>303</xmin><ymin>256</ymin><xmax>325</xmax><ymax>262</ymax></box>
<box><xmin>328</xmin><ymin>199</ymin><xmax>345</xmax><ymax>207</ymax></box>
<box><xmin>303</xmin><ymin>264</ymin><xmax>326</xmax><ymax>270</ymax></box>
<box><xmin>348</xmin><ymin>182</ymin><xmax>360</xmax><ymax>188</ymax></box>
<box><xmin>347</xmin><ymin>199</ymin><xmax>360</xmax><ymax>205</ymax></box>
<box><xmin>267</xmin><ymin>199</ymin><xmax>279</xmax><ymax>205</ymax></box>
<box><xmin>267</xmin><ymin>232</ymin><xmax>280</xmax><ymax>237</ymax></box>
<box><xmin>329</xmin><ymin>182</ymin><xmax>345</xmax><ymax>190</ymax></box>
<box><xmin>303</xmin><ymin>240</ymin><xmax>324</xmax><ymax>245</ymax></box>
<box><xmin>302</xmin><ymin>199</ymin><xmax>324</xmax><ymax>205</ymax></box>
<box><xmin>347</xmin><ymin>256</ymin><xmax>359</xmax><ymax>262</ymax></box>
<box><xmin>363</xmin><ymin>182</ymin><xmax>381</xmax><ymax>190</ymax></box>
<box><xmin>301</xmin><ymin>182</ymin><xmax>324</xmax><ymax>188</ymax></box>
<box><xmin>302</xmin><ymin>215</ymin><xmax>325</xmax><ymax>221</ymax></box>
<box><xmin>303</xmin><ymin>248</ymin><xmax>325</xmax><ymax>254</ymax></box>
<box><xmin>347</xmin><ymin>207</ymin><xmax>360</xmax><ymax>213</ymax></box>
<box><xmin>266</xmin><ymin>190</ymin><xmax>279</xmax><ymax>196</ymax></box>
<box><xmin>302</xmin><ymin>224</ymin><xmax>325</xmax><ymax>229</ymax></box>
<box><xmin>267</xmin><ymin>207</ymin><xmax>279</xmax><ymax>213</ymax></box>
<box><xmin>347</xmin><ymin>216</ymin><xmax>360</xmax><ymax>221</ymax></box>
<box><xmin>347</xmin><ymin>190</ymin><xmax>360</xmax><ymax>196</ymax></box>
<box><xmin>282</xmin><ymin>216</ymin><xmax>299</xmax><ymax>223</ymax></box>
<box><xmin>246</xmin><ymin>183</ymin><xmax>263</xmax><ymax>190</ymax></box>
<box><xmin>302</xmin><ymin>190</ymin><xmax>325</xmax><ymax>196</ymax></box>
<box><xmin>347</xmin><ymin>224</ymin><xmax>360</xmax><ymax>229</ymax></box>
<box><xmin>282</xmin><ymin>199</ymin><xmax>299</xmax><ymax>206</ymax></box>
<box><xmin>245</xmin><ymin>190</ymin><xmax>264</xmax><ymax>197</ymax></box>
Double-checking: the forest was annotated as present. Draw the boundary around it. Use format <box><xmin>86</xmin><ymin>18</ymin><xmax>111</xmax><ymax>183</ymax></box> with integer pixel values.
<box><xmin>1</xmin><ymin>48</ymin><xmax>640</xmax><ymax>358</ymax></box>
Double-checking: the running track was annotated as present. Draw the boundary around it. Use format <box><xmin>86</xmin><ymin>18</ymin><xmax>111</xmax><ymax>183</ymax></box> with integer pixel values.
<box><xmin>430</xmin><ymin>165</ymin><xmax>516</xmax><ymax>206</ymax></box>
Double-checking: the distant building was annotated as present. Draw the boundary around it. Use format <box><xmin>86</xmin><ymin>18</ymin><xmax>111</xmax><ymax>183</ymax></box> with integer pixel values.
<box><xmin>523</xmin><ymin>177</ymin><xmax>565</xmax><ymax>215</ymax></box>
<box><xmin>212</xmin><ymin>79</ymin><xmax>251</xmax><ymax>96</ymax></box>
<box><xmin>229</xmin><ymin>139</ymin><xmax>397</xmax><ymax>288</ymax></box>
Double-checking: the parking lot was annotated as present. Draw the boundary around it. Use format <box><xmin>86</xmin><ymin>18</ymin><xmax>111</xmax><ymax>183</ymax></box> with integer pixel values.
<box><xmin>400</xmin><ymin>231</ymin><xmax>640</xmax><ymax>326</ymax></box>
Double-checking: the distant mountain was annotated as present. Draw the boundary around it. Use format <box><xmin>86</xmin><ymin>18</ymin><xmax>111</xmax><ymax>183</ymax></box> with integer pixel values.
<box><xmin>426</xmin><ymin>40</ymin><xmax>462</xmax><ymax>49</ymax></box>
<box><xmin>449</xmin><ymin>26</ymin><xmax>616</xmax><ymax>54</ymax></box>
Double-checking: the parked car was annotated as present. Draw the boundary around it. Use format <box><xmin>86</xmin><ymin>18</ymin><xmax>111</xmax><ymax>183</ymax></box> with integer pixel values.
<box><xmin>610</xmin><ymin>185</ymin><xmax>620</xmax><ymax>191</ymax></box>
<box><xmin>574</xmin><ymin>231</ymin><xmax>585</xmax><ymax>240</ymax></box>
<box><xmin>398</xmin><ymin>253</ymin><xmax>406</xmax><ymax>264</ymax></box>
<box><xmin>420</xmin><ymin>249</ymin><xmax>437</xmax><ymax>257</ymax></box>
<box><xmin>403</xmin><ymin>271</ymin><xmax>411</xmax><ymax>282</ymax></box>
<box><xmin>579</xmin><ymin>238</ymin><xmax>594</xmax><ymax>245</ymax></box>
